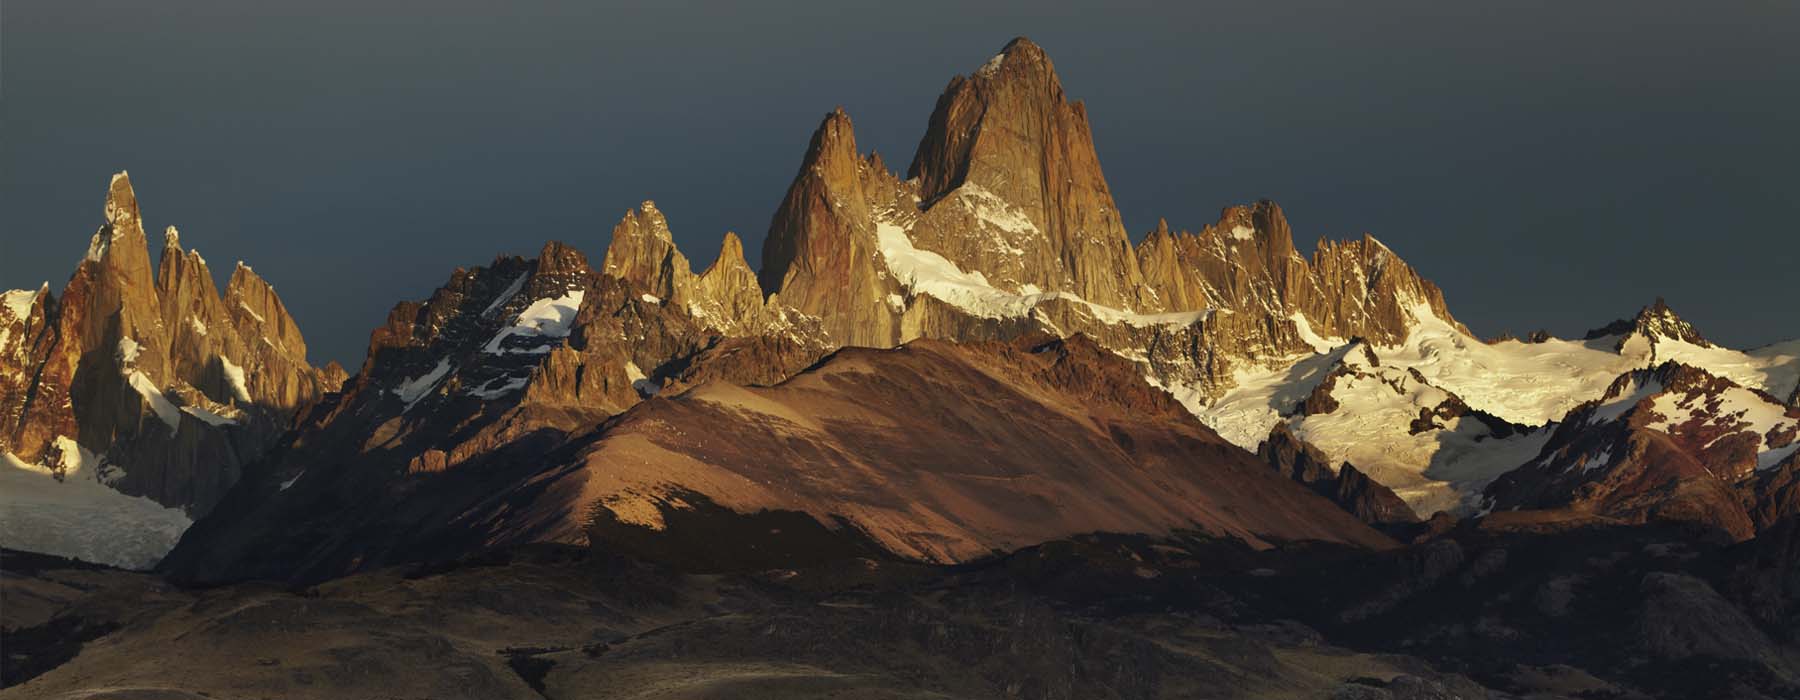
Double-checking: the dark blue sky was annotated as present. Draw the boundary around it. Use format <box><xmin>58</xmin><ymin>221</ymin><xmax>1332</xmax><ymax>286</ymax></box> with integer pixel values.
<box><xmin>5</xmin><ymin>2</ymin><xmax>1796</xmax><ymax>367</ymax></box>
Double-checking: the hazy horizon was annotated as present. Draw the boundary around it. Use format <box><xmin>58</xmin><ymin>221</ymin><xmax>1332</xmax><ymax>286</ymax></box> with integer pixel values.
<box><xmin>5</xmin><ymin>2</ymin><xmax>1797</xmax><ymax>367</ymax></box>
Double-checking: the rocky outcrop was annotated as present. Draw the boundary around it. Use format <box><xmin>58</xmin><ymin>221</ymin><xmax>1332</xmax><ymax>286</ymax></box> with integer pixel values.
<box><xmin>1258</xmin><ymin>422</ymin><xmax>1334</xmax><ymax>484</ymax></box>
<box><xmin>1635</xmin><ymin>572</ymin><xmax>1777</xmax><ymax>663</ymax></box>
<box><xmin>1257</xmin><ymin>423</ymin><xmax>1420</xmax><ymax>526</ymax></box>
<box><xmin>1333</xmin><ymin>462</ymin><xmax>1423</xmax><ymax>526</ymax></box>
<box><xmin>0</xmin><ymin>173</ymin><xmax>332</xmax><ymax>518</ymax></box>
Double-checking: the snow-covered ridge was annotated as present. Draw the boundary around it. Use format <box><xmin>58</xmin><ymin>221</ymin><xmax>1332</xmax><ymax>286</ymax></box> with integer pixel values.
<box><xmin>1646</xmin><ymin>385</ymin><xmax>1799</xmax><ymax>471</ymax></box>
<box><xmin>1371</xmin><ymin>302</ymin><xmax>1796</xmax><ymax>427</ymax></box>
<box><xmin>1181</xmin><ymin>297</ymin><xmax>1799</xmax><ymax>517</ymax></box>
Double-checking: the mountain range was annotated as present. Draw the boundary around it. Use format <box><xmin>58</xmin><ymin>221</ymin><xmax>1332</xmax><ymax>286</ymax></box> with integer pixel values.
<box><xmin>5</xmin><ymin>37</ymin><xmax>1800</xmax><ymax>699</ymax></box>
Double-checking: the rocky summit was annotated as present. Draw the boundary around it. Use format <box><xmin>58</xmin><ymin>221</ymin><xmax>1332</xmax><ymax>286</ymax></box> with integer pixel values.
<box><xmin>4</xmin><ymin>36</ymin><xmax>1800</xmax><ymax>700</ymax></box>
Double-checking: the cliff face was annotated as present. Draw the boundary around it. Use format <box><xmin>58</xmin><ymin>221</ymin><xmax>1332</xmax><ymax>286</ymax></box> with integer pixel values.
<box><xmin>0</xmin><ymin>173</ymin><xmax>332</xmax><ymax>515</ymax></box>
<box><xmin>905</xmin><ymin>37</ymin><xmax>1148</xmax><ymax>311</ymax></box>
<box><xmin>758</xmin><ymin>108</ymin><xmax>912</xmax><ymax>347</ymax></box>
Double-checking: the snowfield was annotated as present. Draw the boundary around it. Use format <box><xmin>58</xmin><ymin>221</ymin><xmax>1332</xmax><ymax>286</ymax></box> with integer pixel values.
<box><xmin>1185</xmin><ymin>298</ymin><xmax>1800</xmax><ymax>516</ymax></box>
<box><xmin>1</xmin><ymin>439</ymin><xmax>191</xmax><ymax>569</ymax></box>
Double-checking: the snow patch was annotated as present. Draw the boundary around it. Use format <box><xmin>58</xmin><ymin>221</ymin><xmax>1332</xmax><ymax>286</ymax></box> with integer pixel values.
<box><xmin>187</xmin><ymin>316</ymin><xmax>208</xmax><ymax>337</ymax></box>
<box><xmin>180</xmin><ymin>405</ymin><xmax>236</xmax><ymax>427</ymax></box>
<box><xmin>116</xmin><ymin>337</ymin><xmax>142</xmax><ymax>365</ymax></box>
<box><xmin>481</xmin><ymin>273</ymin><xmax>529</xmax><ymax>318</ymax></box>
<box><xmin>1646</xmin><ymin>386</ymin><xmax>1800</xmax><ymax>471</ymax></box>
<box><xmin>1577</xmin><ymin>449</ymin><xmax>1614</xmax><ymax>473</ymax></box>
<box><xmin>1290</xmin><ymin>313</ymin><xmax>1342</xmax><ymax>353</ymax></box>
<box><xmin>977</xmin><ymin>52</ymin><xmax>1006</xmax><ymax>76</ymax></box>
<box><xmin>1229</xmin><ymin>225</ymin><xmax>1257</xmax><ymax>241</ymax></box>
<box><xmin>626</xmin><ymin>361</ymin><xmax>659</xmax><ymax>397</ymax></box>
<box><xmin>3</xmin><ymin>288</ymin><xmax>37</xmax><ymax>320</ymax></box>
<box><xmin>127</xmin><ymin>372</ymin><xmax>181</xmax><ymax>430</ymax></box>
<box><xmin>956</xmin><ymin>184</ymin><xmax>1040</xmax><ymax>239</ymax></box>
<box><xmin>1589</xmin><ymin>376</ymin><xmax>1663</xmax><ymax>425</ymax></box>
<box><xmin>394</xmin><ymin>358</ymin><xmax>453</xmax><ymax>411</ymax></box>
<box><xmin>1660</xmin><ymin>337</ymin><xmax>1800</xmax><ymax>400</ymax></box>
<box><xmin>483</xmin><ymin>290</ymin><xmax>584</xmax><ymax>355</ymax></box>
<box><xmin>220</xmin><ymin>356</ymin><xmax>251</xmax><ymax>403</ymax></box>
<box><xmin>466</xmin><ymin>374</ymin><xmax>529</xmax><ymax>399</ymax></box>
<box><xmin>280</xmin><ymin>470</ymin><xmax>305</xmax><ymax>491</ymax></box>
<box><xmin>1379</xmin><ymin>302</ymin><xmax>1799</xmax><ymax>426</ymax></box>
<box><xmin>640</xmin><ymin>293</ymin><xmax>662</xmax><ymax>304</ymax></box>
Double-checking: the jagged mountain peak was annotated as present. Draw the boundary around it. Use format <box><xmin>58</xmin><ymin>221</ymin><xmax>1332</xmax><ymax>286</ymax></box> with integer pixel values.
<box><xmin>1633</xmin><ymin>297</ymin><xmax>1712</xmax><ymax>347</ymax></box>
<box><xmin>621</xmin><ymin>200</ymin><xmax>674</xmax><ymax>240</ymax></box>
<box><xmin>105</xmin><ymin>170</ymin><xmax>140</xmax><ymax>229</ymax></box>
<box><xmin>224</xmin><ymin>260</ymin><xmax>275</xmax><ymax>302</ymax></box>
<box><xmin>908</xmin><ymin>36</ymin><xmax>1082</xmax><ymax>199</ymax></box>
<box><xmin>900</xmin><ymin>37</ymin><xmax>1146</xmax><ymax>310</ymax></box>
<box><xmin>1583</xmin><ymin>297</ymin><xmax>1712</xmax><ymax>349</ymax></box>
<box><xmin>803</xmin><ymin>108</ymin><xmax>864</xmax><ymax>182</ymax></box>
<box><xmin>712</xmin><ymin>230</ymin><xmax>747</xmax><ymax>270</ymax></box>
<box><xmin>535</xmin><ymin>240</ymin><xmax>593</xmax><ymax>278</ymax></box>
<box><xmin>758</xmin><ymin>107</ymin><xmax>910</xmax><ymax>345</ymax></box>
<box><xmin>602</xmin><ymin>203</ymin><xmax>691</xmax><ymax>304</ymax></box>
